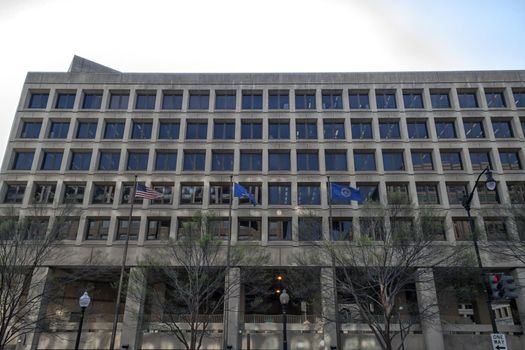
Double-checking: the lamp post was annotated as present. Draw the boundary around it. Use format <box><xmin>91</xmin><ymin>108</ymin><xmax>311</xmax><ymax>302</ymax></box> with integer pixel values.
<box><xmin>461</xmin><ymin>166</ymin><xmax>498</xmax><ymax>333</ymax></box>
<box><xmin>75</xmin><ymin>292</ymin><xmax>91</xmax><ymax>350</ymax></box>
<box><xmin>279</xmin><ymin>289</ymin><xmax>290</xmax><ymax>350</ymax></box>
<box><xmin>398</xmin><ymin>306</ymin><xmax>405</xmax><ymax>350</ymax></box>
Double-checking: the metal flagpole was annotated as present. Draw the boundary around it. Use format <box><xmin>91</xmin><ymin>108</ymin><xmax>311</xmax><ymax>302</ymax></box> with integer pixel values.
<box><xmin>109</xmin><ymin>175</ymin><xmax>137</xmax><ymax>350</ymax></box>
<box><xmin>326</xmin><ymin>176</ymin><xmax>342</xmax><ymax>350</ymax></box>
<box><xmin>222</xmin><ymin>175</ymin><xmax>234</xmax><ymax>349</ymax></box>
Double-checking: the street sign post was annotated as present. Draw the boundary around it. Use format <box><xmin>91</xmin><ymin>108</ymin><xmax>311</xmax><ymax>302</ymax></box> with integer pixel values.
<box><xmin>491</xmin><ymin>333</ymin><xmax>508</xmax><ymax>350</ymax></box>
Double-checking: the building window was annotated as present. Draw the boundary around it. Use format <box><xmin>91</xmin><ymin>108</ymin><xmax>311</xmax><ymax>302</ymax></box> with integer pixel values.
<box><xmin>411</xmin><ymin>151</ymin><xmax>433</xmax><ymax>171</ymax></box>
<box><xmin>513</xmin><ymin>89</ymin><xmax>525</xmax><ymax>108</ymax></box>
<box><xmin>240</xmin><ymin>151</ymin><xmax>262</xmax><ymax>171</ymax></box>
<box><xmin>215</xmin><ymin>91</ymin><xmax>236</xmax><ymax>110</ymax></box>
<box><xmin>209</xmin><ymin>218</ymin><xmax>229</xmax><ymax>240</ymax></box>
<box><xmin>41</xmin><ymin>151</ymin><xmax>63</xmax><ymax>170</ymax></box>
<box><xmin>127</xmin><ymin>152</ymin><xmax>149</xmax><ymax>171</ymax></box>
<box><xmin>70</xmin><ymin>151</ymin><xmax>91</xmax><ymax>170</ymax></box>
<box><xmin>357</xmin><ymin>183</ymin><xmax>380</xmax><ymax>203</ymax></box>
<box><xmin>354</xmin><ymin>151</ymin><xmax>376</xmax><ymax>171</ymax></box>
<box><xmin>131</xmin><ymin>121</ymin><xmax>152</xmax><ymax>139</ymax></box>
<box><xmin>269</xmin><ymin>91</ymin><xmax>289</xmax><ymax>110</ymax></box>
<box><xmin>383</xmin><ymin>151</ymin><xmax>404</xmax><ymax>171</ymax></box>
<box><xmin>155</xmin><ymin>151</ymin><xmax>177</xmax><ymax>171</ymax></box>
<box><xmin>151</xmin><ymin>184</ymin><xmax>173</xmax><ymax>205</ymax></box>
<box><xmin>48</xmin><ymin>121</ymin><xmax>70</xmax><ymax>139</ymax></box>
<box><xmin>403</xmin><ymin>92</ymin><xmax>424</xmax><ymax>109</ymax></box>
<box><xmin>296</xmin><ymin>120</ymin><xmax>317</xmax><ymax>139</ymax></box>
<box><xmin>63</xmin><ymin>184</ymin><xmax>85</xmax><ymax>204</ymax></box>
<box><xmin>177</xmin><ymin>218</ymin><xmax>200</xmax><ymax>239</ymax></box>
<box><xmin>269</xmin><ymin>121</ymin><xmax>290</xmax><ymax>139</ymax></box>
<box><xmin>463</xmin><ymin>120</ymin><xmax>485</xmax><ymax>139</ymax></box>
<box><xmin>82</xmin><ymin>93</ymin><xmax>102</xmax><ymax>109</ymax></box>
<box><xmin>268</xmin><ymin>151</ymin><xmax>290</xmax><ymax>171</ymax></box>
<box><xmin>376</xmin><ymin>91</ymin><xmax>397</xmax><ymax>109</ymax></box>
<box><xmin>162</xmin><ymin>92</ymin><xmax>183</xmax><ymax>110</ymax></box>
<box><xmin>478</xmin><ymin>182</ymin><xmax>499</xmax><ymax>204</ymax></box>
<box><xmin>359</xmin><ymin>217</ymin><xmax>385</xmax><ymax>240</ymax></box>
<box><xmin>104</xmin><ymin>121</ymin><xmax>125</xmax><ymax>139</ymax></box>
<box><xmin>297</xmin><ymin>184</ymin><xmax>321</xmax><ymax>205</ymax></box>
<box><xmin>507</xmin><ymin>182</ymin><xmax>525</xmax><ymax>204</ymax></box>
<box><xmin>331</xmin><ymin>218</ymin><xmax>353</xmax><ymax>241</ymax></box>
<box><xmin>298</xmin><ymin>217</ymin><xmax>322</xmax><ymax>241</ymax></box>
<box><xmin>322</xmin><ymin>91</ymin><xmax>343</xmax><ymax>109</ymax></box>
<box><xmin>422</xmin><ymin>217</ymin><xmax>446</xmax><ymax>241</ymax></box>
<box><xmin>407</xmin><ymin>120</ymin><xmax>428</xmax><ymax>139</ymax></box>
<box><xmin>241</xmin><ymin>91</ymin><xmax>262</xmax><ymax>110</ymax></box>
<box><xmin>117</xmin><ymin>218</ymin><xmax>140</xmax><ymax>240</ymax></box>
<box><xmin>379</xmin><ymin>121</ymin><xmax>400</xmax><ymax>139</ymax></box>
<box><xmin>158</xmin><ymin>122</ymin><xmax>180</xmax><ymax>139</ymax></box>
<box><xmin>269</xmin><ymin>184</ymin><xmax>291</xmax><ymax>205</ymax></box>
<box><xmin>76</xmin><ymin>121</ymin><xmax>97</xmax><ymax>139</ymax></box>
<box><xmin>241</xmin><ymin>121</ymin><xmax>262</xmax><ymax>139</ymax></box>
<box><xmin>109</xmin><ymin>92</ymin><xmax>129</xmax><ymax>109</ymax></box>
<box><xmin>458</xmin><ymin>91</ymin><xmax>478</xmax><ymax>108</ymax></box>
<box><xmin>147</xmin><ymin>218</ymin><xmax>171</xmax><ymax>240</ymax></box>
<box><xmin>499</xmin><ymin>150</ymin><xmax>521</xmax><ymax>170</ymax></box>
<box><xmin>447</xmin><ymin>183</ymin><xmax>468</xmax><ymax>205</ymax></box>
<box><xmin>238</xmin><ymin>218</ymin><xmax>261</xmax><ymax>241</ymax></box>
<box><xmin>185</xmin><ymin>122</ymin><xmax>208</xmax><ymax>140</ymax></box>
<box><xmin>55</xmin><ymin>93</ymin><xmax>76</xmax><ymax>109</ymax></box>
<box><xmin>325</xmin><ymin>151</ymin><xmax>347</xmax><ymax>171</ymax></box>
<box><xmin>135</xmin><ymin>93</ymin><xmax>156</xmax><ymax>109</ymax></box>
<box><xmin>391</xmin><ymin>218</ymin><xmax>415</xmax><ymax>238</ymax></box>
<box><xmin>386</xmin><ymin>183</ymin><xmax>410</xmax><ymax>204</ymax></box>
<box><xmin>25</xmin><ymin>217</ymin><xmax>49</xmax><ymax>238</ymax></box>
<box><xmin>180</xmin><ymin>184</ymin><xmax>204</xmax><ymax>204</ymax></box>
<box><xmin>213</xmin><ymin>121</ymin><xmax>235</xmax><ymax>140</ymax></box>
<box><xmin>209</xmin><ymin>184</ymin><xmax>231</xmax><ymax>205</ymax></box>
<box><xmin>20</xmin><ymin>121</ymin><xmax>42</xmax><ymax>138</ymax></box>
<box><xmin>349</xmin><ymin>91</ymin><xmax>370</xmax><ymax>109</ymax></box>
<box><xmin>269</xmin><ymin>218</ymin><xmax>292</xmax><ymax>241</ymax></box>
<box><xmin>416</xmin><ymin>183</ymin><xmax>440</xmax><ymax>204</ymax></box>
<box><xmin>485</xmin><ymin>91</ymin><xmax>506</xmax><ymax>108</ymax></box>
<box><xmin>32</xmin><ymin>183</ymin><xmax>55</xmax><ymax>204</ymax></box>
<box><xmin>295</xmin><ymin>91</ymin><xmax>316</xmax><ymax>110</ymax></box>
<box><xmin>28</xmin><ymin>92</ymin><xmax>49</xmax><ymax>109</ymax></box>
<box><xmin>55</xmin><ymin>217</ymin><xmax>80</xmax><ymax>240</ymax></box>
<box><xmin>4</xmin><ymin>184</ymin><xmax>26</xmax><ymax>203</ymax></box>
<box><xmin>98</xmin><ymin>151</ymin><xmax>120</xmax><ymax>171</ymax></box>
<box><xmin>238</xmin><ymin>183</ymin><xmax>262</xmax><ymax>205</ymax></box>
<box><xmin>323</xmin><ymin>121</ymin><xmax>345</xmax><ymax>139</ymax></box>
<box><xmin>484</xmin><ymin>218</ymin><xmax>508</xmax><ymax>240</ymax></box>
<box><xmin>470</xmin><ymin>151</ymin><xmax>491</xmax><ymax>170</ymax></box>
<box><xmin>121</xmin><ymin>183</ymin><xmax>143</xmax><ymax>204</ymax></box>
<box><xmin>188</xmin><ymin>92</ymin><xmax>210</xmax><ymax>110</ymax></box>
<box><xmin>435</xmin><ymin>120</ymin><xmax>457</xmax><ymax>139</ymax></box>
<box><xmin>351</xmin><ymin>121</ymin><xmax>373</xmax><ymax>139</ymax></box>
<box><xmin>86</xmin><ymin>218</ymin><xmax>110</xmax><ymax>240</ymax></box>
<box><xmin>297</xmin><ymin>151</ymin><xmax>319</xmax><ymax>171</ymax></box>
<box><xmin>211</xmin><ymin>151</ymin><xmax>234</xmax><ymax>171</ymax></box>
<box><xmin>92</xmin><ymin>184</ymin><xmax>115</xmax><ymax>204</ymax></box>
<box><xmin>440</xmin><ymin>151</ymin><xmax>463</xmax><ymax>170</ymax></box>
<box><xmin>12</xmin><ymin>151</ymin><xmax>34</xmax><ymax>170</ymax></box>
<box><xmin>183</xmin><ymin>151</ymin><xmax>205</xmax><ymax>171</ymax></box>
<box><xmin>430</xmin><ymin>91</ymin><xmax>451</xmax><ymax>108</ymax></box>
<box><xmin>492</xmin><ymin>120</ymin><xmax>513</xmax><ymax>138</ymax></box>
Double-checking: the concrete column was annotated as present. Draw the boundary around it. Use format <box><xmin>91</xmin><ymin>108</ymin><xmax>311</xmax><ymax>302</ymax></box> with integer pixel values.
<box><xmin>511</xmin><ymin>268</ymin><xmax>525</xmax><ymax>330</ymax></box>
<box><xmin>120</xmin><ymin>267</ymin><xmax>147</xmax><ymax>350</ymax></box>
<box><xmin>415</xmin><ymin>268</ymin><xmax>445</xmax><ymax>350</ymax></box>
<box><xmin>225</xmin><ymin>267</ymin><xmax>242</xmax><ymax>349</ymax></box>
<box><xmin>320</xmin><ymin>267</ymin><xmax>338</xmax><ymax>350</ymax></box>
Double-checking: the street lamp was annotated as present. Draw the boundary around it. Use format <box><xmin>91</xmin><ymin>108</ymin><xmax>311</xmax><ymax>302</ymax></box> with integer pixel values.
<box><xmin>75</xmin><ymin>292</ymin><xmax>91</xmax><ymax>350</ymax></box>
<box><xmin>461</xmin><ymin>166</ymin><xmax>498</xmax><ymax>333</ymax></box>
<box><xmin>398</xmin><ymin>306</ymin><xmax>405</xmax><ymax>350</ymax></box>
<box><xmin>279</xmin><ymin>289</ymin><xmax>290</xmax><ymax>350</ymax></box>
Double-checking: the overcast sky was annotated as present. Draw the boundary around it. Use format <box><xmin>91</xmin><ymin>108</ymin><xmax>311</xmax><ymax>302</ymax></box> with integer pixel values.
<box><xmin>0</xmin><ymin>0</ymin><xmax>524</xmax><ymax>160</ymax></box>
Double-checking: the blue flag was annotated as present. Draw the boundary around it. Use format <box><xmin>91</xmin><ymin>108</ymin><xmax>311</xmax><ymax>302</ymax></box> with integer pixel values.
<box><xmin>330</xmin><ymin>183</ymin><xmax>362</xmax><ymax>203</ymax></box>
<box><xmin>233</xmin><ymin>183</ymin><xmax>257</xmax><ymax>206</ymax></box>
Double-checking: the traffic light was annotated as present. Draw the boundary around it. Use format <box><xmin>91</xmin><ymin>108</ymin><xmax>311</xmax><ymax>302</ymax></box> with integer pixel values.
<box><xmin>488</xmin><ymin>274</ymin><xmax>503</xmax><ymax>299</ymax></box>
<box><xmin>497</xmin><ymin>275</ymin><xmax>519</xmax><ymax>300</ymax></box>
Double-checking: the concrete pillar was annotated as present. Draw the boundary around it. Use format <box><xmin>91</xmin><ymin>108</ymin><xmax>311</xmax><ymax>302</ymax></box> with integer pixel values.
<box><xmin>415</xmin><ymin>268</ymin><xmax>445</xmax><ymax>350</ymax></box>
<box><xmin>512</xmin><ymin>268</ymin><xmax>525</xmax><ymax>330</ymax></box>
<box><xmin>321</xmin><ymin>267</ymin><xmax>337</xmax><ymax>350</ymax></box>
<box><xmin>120</xmin><ymin>267</ymin><xmax>147</xmax><ymax>350</ymax></box>
<box><xmin>225</xmin><ymin>267</ymin><xmax>241</xmax><ymax>349</ymax></box>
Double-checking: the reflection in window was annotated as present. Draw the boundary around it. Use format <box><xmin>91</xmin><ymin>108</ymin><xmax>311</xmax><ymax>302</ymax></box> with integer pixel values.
<box><xmin>240</xmin><ymin>152</ymin><xmax>262</xmax><ymax>171</ymax></box>
<box><xmin>269</xmin><ymin>218</ymin><xmax>292</xmax><ymax>241</ymax></box>
<box><xmin>357</xmin><ymin>183</ymin><xmax>379</xmax><ymax>203</ymax></box>
<box><xmin>158</xmin><ymin>122</ymin><xmax>180</xmax><ymax>139</ymax></box>
<box><xmin>325</xmin><ymin>151</ymin><xmax>347</xmax><ymax>171</ymax></box>
<box><xmin>492</xmin><ymin>120</ymin><xmax>513</xmax><ymax>138</ymax></box>
<box><xmin>268</xmin><ymin>152</ymin><xmax>290</xmax><ymax>171</ymax></box>
<box><xmin>403</xmin><ymin>92</ymin><xmax>423</xmax><ymax>109</ymax></box>
<box><xmin>104</xmin><ymin>122</ymin><xmax>125</xmax><ymax>139</ymax></box>
<box><xmin>430</xmin><ymin>92</ymin><xmax>451</xmax><ymax>108</ymax></box>
<box><xmin>379</xmin><ymin>121</ymin><xmax>400</xmax><ymax>139</ymax></box>
<box><xmin>332</xmin><ymin>218</ymin><xmax>353</xmax><ymax>241</ymax></box>
<box><xmin>296</xmin><ymin>120</ymin><xmax>317</xmax><ymax>139</ymax></box>
<box><xmin>469</xmin><ymin>151</ymin><xmax>491</xmax><ymax>170</ymax></box>
<box><xmin>268</xmin><ymin>91</ymin><xmax>289</xmax><ymax>110</ymax></box>
<box><xmin>215</xmin><ymin>92</ymin><xmax>236</xmax><ymax>110</ymax></box>
<box><xmin>298</xmin><ymin>217</ymin><xmax>322</xmax><ymax>241</ymax></box>
<box><xmin>297</xmin><ymin>184</ymin><xmax>320</xmax><ymax>205</ymax></box>
<box><xmin>238</xmin><ymin>218</ymin><xmax>261</xmax><ymax>241</ymax></box>
<box><xmin>435</xmin><ymin>121</ymin><xmax>456</xmax><ymax>139</ymax></box>
<box><xmin>440</xmin><ymin>151</ymin><xmax>463</xmax><ymax>170</ymax></box>
<box><xmin>55</xmin><ymin>93</ymin><xmax>76</xmax><ymax>109</ymax></box>
<box><xmin>354</xmin><ymin>152</ymin><xmax>376</xmax><ymax>171</ymax></box>
<box><xmin>213</xmin><ymin>121</ymin><xmax>235</xmax><ymax>139</ymax></box>
<box><xmin>446</xmin><ymin>183</ymin><xmax>468</xmax><ymax>205</ymax></box>
<box><xmin>499</xmin><ymin>150</ymin><xmax>521</xmax><ymax>170</ymax></box>
<box><xmin>351</xmin><ymin>122</ymin><xmax>373</xmax><ymax>139</ymax></box>
<box><xmin>383</xmin><ymin>151</ymin><xmax>404</xmax><ymax>171</ymax></box>
<box><xmin>376</xmin><ymin>91</ymin><xmax>397</xmax><ymax>109</ymax></box>
<box><xmin>162</xmin><ymin>92</ymin><xmax>183</xmax><ymax>110</ymax></box>
<box><xmin>295</xmin><ymin>92</ymin><xmax>316</xmax><ymax>110</ymax></box>
<box><xmin>485</xmin><ymin>92</ymin><xmax>506</xmax><ymax>108</ymax></box>
<box><xmin>135</xmin><ymin>93</ymin><xmax>156</xmax><ymax>109</ymax></box>
<box><xmin>82</xmin><ymin>93</ymin><xmax>102</xmax><ymax>109</ymax></box>
<box><xmin>463</xmin><ymin>120</ymin><xmax>485</xmax><ymax>138</ymax></box>
<box><xmin>411</xmin><ymin>151</ymin><xmax>433</xmax><ymax>171</ymax></box>
<box><xmin>269</xmin><ymin>184</ymin><xmax>291</xmax><ymax>205</ymax></box>
<box><xmin>458</xmin><ymin>92</ymin><xmax>478</xmax><ymax>108</ymax></box>
<box><xmin>322</xmin><ymin>91</ymin><xmax>343</xmax><ymax>109</ymax></box>
<box><xmin>211</xmin><ymin>152</ymin><xmax>234</xmax><ymax>171</ymax></box>
<box><xmin>183</xmin><ymin>152</ymin><xmax>205</xmax><ymax>171</ymax></box>
<box><xmin>349</xmin><ymin>92</ymin><xmax>369</xmax><ymax>109</ymax></box>
<box><xmin>323</xmin><ymin>121</ymin><xmax>345</xmax><ymax>139</ymax></box>
<box><xmin>180</xmin><ymin>184</ymin><xmax>203</xmax><ymax>204</ymax></box>
<box><xmin>188</xmin><ymin>92</ymin><xmax>209</xmax><ymax>110</ymax></box>
<box><xmin>416</xmin><ymin>183</ymin><xmax>440</xmax><ymax>204</ymax></box>
<box><xmin>407</xmin><ymin>121</ymin><xmax>428</xmax><ymax>139</ymax></box>
<box><xmin>242</xmin><ymin>92</ymin><xmax>262</xmax><ymax>110</ymax></box>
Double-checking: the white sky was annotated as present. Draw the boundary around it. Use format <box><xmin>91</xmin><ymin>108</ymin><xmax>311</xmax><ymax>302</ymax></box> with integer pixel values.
<box><xmin>0</xmin><ymin>0</ymin><xmax>524</xmax><ymax>160</ymax></box>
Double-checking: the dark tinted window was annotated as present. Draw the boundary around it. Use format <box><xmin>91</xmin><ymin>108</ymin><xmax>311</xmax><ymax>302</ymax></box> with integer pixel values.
<box><xmin>403</xmin><ymin>92</ymin><xmax>423</xmax><ymax>109</ymax></box>
<box><xmin>458</xmin><ymin>92</ymin><xmax>478</xmax><ymax>108</ymax></box>
<box><xmin>513</xmin><ymin>90</ymin><xmax>525</xmax><ymax>108</ymax></box>
<box><xmin>383</xmin><ymin>152</ymin><xmax>404</xmax><ymax>171</ymax></box>
<box><xmin>354</xmin><ymin>152</ymin><xmax>376</xmax><ymax>171</ymax></box>
<box><xmin>41</xmin><ymin>151</ymin><xmax>63</xmax><ymax>170</ymax></box>
<box><xmin>269</xmin><ymin>121</ymin><xmax>290</xmax><ymax>139</ymax></box>
<box><xmin>28</xmin><ymin>93</ymin><xmax>49</xmax><ymax>109</ymax></box>
<box><xmin>322</xmin><ymin>92</ymin><xmax>343</xmax><ymax>109</ymax></box>
<box><xmin>20</xmin><ymin>121</ymin><xmax>42</xmax><ymax>138</ymax></box>
<box><xmin>55</xmin><ymin>93</ymin><xmax>76</xmax><ymax>109</ymax></box>
<box><xmin>325</xmin><ymin>151</ymin><xmax>347</xmax><ymax>171</ymax></box>
<box><xmin>240</xmin><ymin>152</ymin><xmax>262</xmax><ymax>171</ymax></box>
<box><xmin>12</xmin><ymin>151</ymin><xmax>34</xmax><ymax>170</ymax></box>
<box><xmin>241</xmin><ymin>121</ymin><xmax>262</xmax><ymax>139</ymax></box>
<box><xmin>183</xmin><ymin>152</ymin><xmax>205</xmax><ymax>171</ymax></box>
<box><xmin>70</xmin><ymin>152</ymin><xmax>91</xmax><ymax>170</ymax></box>
<box><xmin>463</xmin><ymin>120</ymin><xmax>485</xmax><ymax>138</ymax></box>
<box><xmin>296</xmin><ymin>121</ymin><xmax>317</xmax><ymax>139</ymax></box>
<box><xmin>485</xmin><ymin>92</ymin><xmax>506</xmax><ymax>108</ymax></box>
<box><xmin>186</xmin><ymin>122</ymin><xmax>208</xmax><ymax>139</ymax></box>
<box><xmin>440</xmin><ymin>151</ymin><xmax>463</xmax><ymax>170</ymax></box>
<box><xmin>241</xmin><ymin>92</ymin><xmax>262</xmax><ymax>110</ymax></box>
<box><xmin>109</xmin><ymin>93</ymin><xmax>129</xmax><ymax>109</ymax></box>
<box><xmin>430</xmin><ymin>92</ymin><xmax>451</xmax><ymax>108</ymax></box>
<box><xmin>268</xmin><ymin>92</ymin><xmax>289</xmax><ymax>110</ymax></box>
<box><xmin>349</xmin><ymin>92</ymin><xmax>370</xmax><ymax>109</ymax></box>
<box><xmin>215</xmin><ymin>92</ymin><xmax>236</xmax><ymax>110</ymax></box>
<box><xmin>98</xmin><ymin>152</ymin><xmax>120</xmax><ymax>170</ymax></box>
<box><xmin>268</xmin><ymin>152</ymin><xmax>290</xmax><ymax>171</ymax></box>
<box><xmin>435</xmin><ymin>121</ymin><xmax>456</xmax><ymax>139</ymax></box>
<box><xmin>127</xmin><ymin>152</ymin><xmax>149</xmax><ymax>170</ymax></box>
<box><xmin>470</xmin><ymin>151</ymin><xmax>491</xmax><ymax>170</ymax></box>
<box><xmin>407</xmin><ymin>121</ymin><xmax>428</xmax><ymax>139</ymax></box>
<box><xmin>269</xmin><ymin>184</ymin><xmax>291</xmax><ymax>205</ymax></box>
<box><xmin>298</xmin><ymin>184</ymin><xmax>321</xmax><ymax>205</ymax></box>
<box><xmin>297</xmin><ymin>151</ymin><xmax>319</xmax><ymax>171</ymax></box>
<box><xmin>323</xmin><ymin>121</ymin><xmax>345</xmax><ymax>139</ymax></box>
<box><xmin>376</xmin><ymin>92</ymin><xmax>397</xmax><ymax>109</ymax></box>
<box><xmin>131</xmin><ymin>122</ymin><xmax>152</xmax><ymax>139</ymax></box>
<box><xmin>155</xmin><ymin>152</ymin><xmax>177</xmax><ymax>171</ymax></box>
<box><xmin>135</xmin><ymin>94</ymin><xmax>156</xmax><ymax>109</ymax></box>
<box><xmin>332</xmin><ymin>218</ymin><xmax>353</xmax><ymax>240</ymax></box>
<box><xmin>499</xmin><ymin>150</ymin><xmax>521</xmax><ymax>170</ymax></box>
<box><xmin>189</xmin><ymin>92</ymin><xmax>209</xmax><ymax>110</ymax></box>
<box><xmin>162</xmin><ymin>93</ymin><xmax>183</xmax><ymax>110</ymax></box>
<box><xmin>295</xmin><ymin>92</ymin><xmax>316</xmax><ymax>110</ymax></box>
<box><xmin>4</xmin><ymin>184</ymin><xmax>26</xmax><ymax>203</ymax></box>
<box><xmin>104</xmin><ymin>122</ymin><xmax>125</xmax><ymax>139</ymax></box>
<box><xmin>158</xmin><ymin>122</ymin><xmax>180</xmax><ymax>139</ymax></box>
<box><xmin>492</xmin><ymin>120</ymin><xmax>513</xmax><ymax>138</ymax></box>
<box><xmin>358</xmin><ymin>183</ymin><xmax>380</xmax><ymax>202</ymax></box>
<box><xmin>211</xmin><ymin>152</ymin><xmax>234</xmax><ymax>171</ymax></box>
<box><xmin>351</xmin><ymin>122</ymin><xmax>373</xmax><ymax>139</ymax></box>
<box><xmin>411</xmin><ymin>151</ymin><xmax>433</xmax><ymax>170</ymax></box>
<box><xmin>214</xmin><ymin>122</ymin><xmax>235</xmax><ymax>139</ymax></box>
<box><xmin>269</xmin><ymin>218</ymin><xmax>292</xmax><ymax>240</ymax></box>
<box><xmin>48</xmin><ymin>121</ymin><xmax>70</xmax><ymax>138</ymax></box>
<box><xmin>82</xmin><ymin>93</ymin><xmax>102</xmax><ymax>109</ymax></box>
<box><xmin>379</xmin><ymin>121</ymin><xmax>400</xmax><ymax>139</ymax></box>
<box><xmin>76</xmin><ymin>121</ymin><xmax>97</xmax><ymax>139</ymax></box>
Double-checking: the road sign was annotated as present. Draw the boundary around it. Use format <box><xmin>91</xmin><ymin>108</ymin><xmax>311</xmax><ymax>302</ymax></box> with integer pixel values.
<box><xmin>491</xmin><ymin>333</ymin><xmax>508</xmax><ymax>350</ymax></box>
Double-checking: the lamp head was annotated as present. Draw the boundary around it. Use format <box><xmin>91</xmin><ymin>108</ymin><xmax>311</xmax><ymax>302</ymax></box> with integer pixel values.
<box><xmin>79</xmin><ymin>291</ymin><xmax>91</xmax><ymax>308</ymax></box>
<box><xmin>280</xmin><ymin>289</ymin><xmax>290</xmax><ymax>305</ymax></box>
<box><xmin>485</xmin><ymin>169</ymin><xmax>496</xmax><ymax>191</ymax></box>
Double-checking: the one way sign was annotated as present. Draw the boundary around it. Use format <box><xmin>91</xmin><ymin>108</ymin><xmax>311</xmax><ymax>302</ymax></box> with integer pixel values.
<box><xmin>491</xmin><ymin>333</ymin><xmax>508</xmax><ymax>350</ymax></box>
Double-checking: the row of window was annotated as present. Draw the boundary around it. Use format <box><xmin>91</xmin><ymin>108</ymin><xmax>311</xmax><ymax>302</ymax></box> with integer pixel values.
<box><xmin>5</xmin><ymin>180</ymin><xmax>525</xmax><ymax>206</ymax></box>
<box><xmin>11</xmin><ymin>147</ymin><xmax>523</xmax><ymax>173</ymax></box>
<box><xmin>17</xmin><ymin>117</ymin><xmax>525</xmax><ymax>141</ymax></box>
<box><xmin>13</xmin><ymin>214</ymin><xmax>522</xmax><ymax>242</ymax></box>
<box><xmin>26</xmin><ymin>88</ymin><xmax>525</xmax><ymax>111</ymax></box>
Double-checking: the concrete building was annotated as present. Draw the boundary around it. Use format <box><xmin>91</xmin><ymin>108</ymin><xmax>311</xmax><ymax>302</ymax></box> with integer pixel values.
<box><xmin>2</xmin><ymin>56</ymin><xmax>525</xmax><ymax>349</ymax></box>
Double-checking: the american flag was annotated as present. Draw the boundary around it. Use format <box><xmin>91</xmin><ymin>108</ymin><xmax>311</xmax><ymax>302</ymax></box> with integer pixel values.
<box><xmin>135</xmin><ymin>184</ymin><xmax>164</xmax><ymax>200</ymax></box>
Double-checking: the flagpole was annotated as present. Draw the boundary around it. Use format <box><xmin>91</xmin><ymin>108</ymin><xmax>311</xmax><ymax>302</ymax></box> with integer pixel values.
<box><xmin>222</xmin><ymin>175</ymin><xmax>234</xmax><ymax>349</ymax></box>
<box><xmin>110</xmin><ymin>174</ymin><xmax>137</xmax><ymax>350</ymax></box>
<box><xmin>326</xmin><ymin>176</ymin><xmax>342</xmax><ymax>350</ymax></box>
